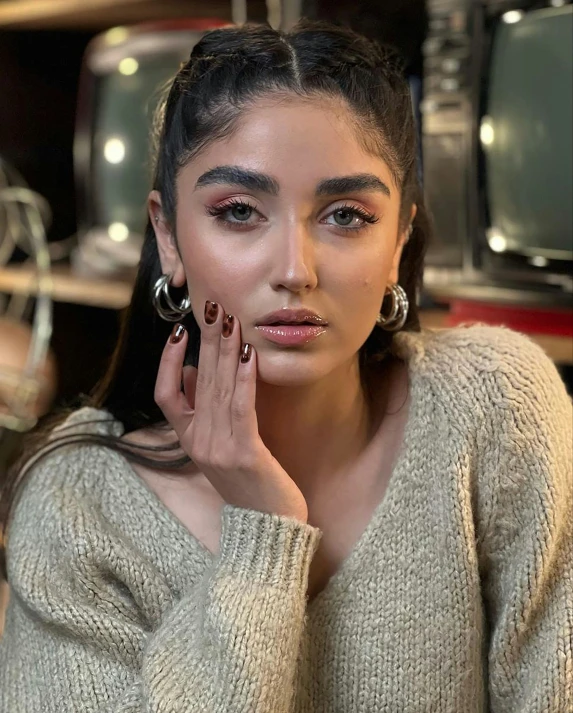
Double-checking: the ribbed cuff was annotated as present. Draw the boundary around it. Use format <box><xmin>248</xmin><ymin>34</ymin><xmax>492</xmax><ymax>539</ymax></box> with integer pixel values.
<box><xmin>218</xmin><ymin>504</ymin><xmax>322</xmax><ymax>592</ymax></box>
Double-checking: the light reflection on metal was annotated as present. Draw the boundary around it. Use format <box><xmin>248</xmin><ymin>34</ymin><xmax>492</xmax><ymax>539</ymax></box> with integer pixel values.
<box><xmin>502</xmin><ymin>10</ymin><xmax>524</xmax><ymax>24</ymax></box>
<box><xmin>480</xmin><ymin>117</ymin><xmax>495</xmax><ymax>146</ymax></box>
<box><xmin>530</xmin><ymin>256</ymin><xmax>549</xmax><ymax>267</ymax></box>
<box><xmin>105</xmin><ymin>27</ymin><xmax>129</xmax><ymax>46</ymax></box>
<box><xmin>108</xmin><ymin>223</ymin><xmax>129</xmax><ymax>242</ymax></box>
<box><xmin>487</xmin><ymin>228</ymin><xmax>508</xmax><ymax>253</ymax></box>
<box><xmin>118</xmin><ymin>57</ymin><xmax>138</xmax><ymax>76</ymax></box>
<box><xmin>104</xmin><ymin>138</ymin><xmax>125</xmax><ymax>164</ymax></box>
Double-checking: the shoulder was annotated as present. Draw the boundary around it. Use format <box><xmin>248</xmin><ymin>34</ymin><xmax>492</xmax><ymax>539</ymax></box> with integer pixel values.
<box><xmin>4</xmin><ymin>408</ymin><xmax>184</xmax><ymax>649</ymax></box>
<box><xmin>394</xmin><ymin>321</ymin><xmax>555</xmax><ymax>373</ymax></box>
<box><xmin>393</xmin><ymin>323</ymin><xmax>571</xmax><ymax>417</ymax></box>
<box><xmin>395</xmin><ymin>324</ymin><xmax>572</xmax><ymax>551</ymax></box>
<box><xmin>6</xmin><ymin>407</ymin><xmax>127</xmax><ymax>571</ymax></box>
<box><xmin>12</xmin><ymin>406</ymin><xmax>125</xmax><ymax>508</ymax></box>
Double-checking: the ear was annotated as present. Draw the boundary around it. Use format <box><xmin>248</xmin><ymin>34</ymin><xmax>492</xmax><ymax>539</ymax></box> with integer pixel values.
<box><xmin>147</xmin><ymin>190</ymin><xmax>186</xmax><ymax>288</ymax></box>
<box><xmin>388</xmin><ymin>203</ymin><xmax>417</xmax><ymax>285</ymax></box>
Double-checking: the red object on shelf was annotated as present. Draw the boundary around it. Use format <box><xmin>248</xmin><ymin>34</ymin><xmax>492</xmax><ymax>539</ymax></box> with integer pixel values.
<box><xmin>446</xmin><ymin>300</ymin><xmax>573</xmax><ymax>337</ymax></box>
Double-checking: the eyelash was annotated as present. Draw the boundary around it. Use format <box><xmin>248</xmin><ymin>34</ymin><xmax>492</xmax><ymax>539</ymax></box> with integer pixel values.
<box><xmin>205</xmin><ymin>199</ymin><xmax>380</xmax><ymax>232</ymax></box>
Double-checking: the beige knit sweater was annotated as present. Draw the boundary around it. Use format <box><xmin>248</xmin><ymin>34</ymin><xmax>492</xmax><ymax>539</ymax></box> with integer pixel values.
<box><xmin>0</xmin><ymin>324</ymin><xmax>572</xmax><ymax>712</ymax></box>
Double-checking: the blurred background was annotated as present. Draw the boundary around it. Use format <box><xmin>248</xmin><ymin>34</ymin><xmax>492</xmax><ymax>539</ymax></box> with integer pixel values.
<box><xmin>0</xmin><ymin>0</ymin><xmax>572</xmax><ymax>629</ymax></box>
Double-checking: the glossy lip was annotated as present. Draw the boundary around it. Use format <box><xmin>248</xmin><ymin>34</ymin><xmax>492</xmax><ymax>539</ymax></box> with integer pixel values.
<box><xmin>255</xmin><ymin>307</ymin><xmax>328</xmax><ymax>326</ymax></box>
<box><xmin>255</xmin><ymin>324</ymin><xmax>328</xmax><ymax>346</ymax></box>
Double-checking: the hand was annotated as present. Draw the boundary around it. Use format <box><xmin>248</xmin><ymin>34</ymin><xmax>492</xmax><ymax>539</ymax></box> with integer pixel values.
<box><xmin>154</xmin><ymin>301</ymin><xmax>309</xmax><ymax>523</ymax></box>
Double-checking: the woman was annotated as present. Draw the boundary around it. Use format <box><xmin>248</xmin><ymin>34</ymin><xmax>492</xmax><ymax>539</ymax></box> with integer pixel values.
<box><xmin>0</xmin><ymin>19</ymin><xmax>571</xmax><ymax>713</ymax></box>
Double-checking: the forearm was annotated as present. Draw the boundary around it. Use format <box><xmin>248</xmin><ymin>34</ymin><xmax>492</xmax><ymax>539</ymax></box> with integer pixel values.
<box><xmin>139</xmin><ymin>504</ymin><xmax>321</xmax><ymax>712</ymax></box>
<box><xmin>1</xmin><ymin>504</ymin><xmax>322</xmax><ymax>713</ymax></box>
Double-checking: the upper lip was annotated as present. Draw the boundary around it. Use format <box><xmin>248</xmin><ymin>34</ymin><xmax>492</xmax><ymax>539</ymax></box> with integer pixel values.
<box><xmin>255</xmin><ymin>308</ymin><xmax>328</xmax><ymax>326</ymax></box>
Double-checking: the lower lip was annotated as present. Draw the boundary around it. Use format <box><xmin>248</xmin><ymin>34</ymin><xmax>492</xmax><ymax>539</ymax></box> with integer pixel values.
<box><xmin>255</xmin><ymin>324</ymin><xmax>328</xmax><ymax>345</ymax></box>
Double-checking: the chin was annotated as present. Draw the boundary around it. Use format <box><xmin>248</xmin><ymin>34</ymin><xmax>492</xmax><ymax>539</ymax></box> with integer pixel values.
<box><xmin>254</xmin><ymin>350</ymin><xmax>332</xmax><ymax>387</ymax></box>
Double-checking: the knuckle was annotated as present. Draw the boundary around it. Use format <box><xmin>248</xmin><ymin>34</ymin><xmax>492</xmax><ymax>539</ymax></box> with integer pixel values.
<box><xmin>189</xmin><ymin>444</ymin><xmax>207</xmax><ymax>466</ymax></box>
<box><xmin>195</xmin><ymin>371</ymin><xmax>211</xmax><ymax>395</ymax></box>
<box><xmin>235</xmin><ymin>365</ymin><xmax>250</xmax><ymax>382</ymax></box>
<box><xmin>236</xmin><ymin>448</ymin><xmax>259</xmax><ymax>472</ymax></box>
<box><xmin>212</xmin><ymin>385</ymin><xmax>232</xmax><ymax>406</ymax></box>
<box><xmin>208</xmin><ymin>448</ymin><xmax>232</xmax><ymax>471</ymax></box>
<box><xmin>219</xmin><ymin>333</ymin><xmax>235</xmax><ymax>351</ymax></box>
<box><xmin>154</xmin><ymin>384</ymin><xmax>169</xmax><ymax>407</ymax></box>
<box><xmin>231</xmin><ymin>399</ymin><xmax>249</xmax><ymax>421</ymax></box>
<box><xmin>201</xmin><ymin>321</ymin><xmax>219</xmax><ymax>340</ymax></box>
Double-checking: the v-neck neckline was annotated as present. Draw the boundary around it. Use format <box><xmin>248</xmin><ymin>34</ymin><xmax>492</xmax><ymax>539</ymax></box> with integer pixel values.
<box><xmin>304</xmin><ymin>351</ymin><xmax>422</xmax><ymax>613</ymax></box>
<box><xmin>110</xmin><ymin>330</ymin><xmax>426</xmax><ymax>613</ymax></box>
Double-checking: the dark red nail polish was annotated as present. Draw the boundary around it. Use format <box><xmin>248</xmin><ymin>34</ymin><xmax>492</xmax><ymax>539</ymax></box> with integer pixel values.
<box><xmin>170</xmin><ymin>324</ymin><xmax>186</xmax><ymax>344</ymax></box>
<box><xmin>222</xmin><ymin>314</ymin><xmax>235</xmax><ymax>338</ymax></box>
<box><xmin>204</xmin><ymin>301</ymin><xmax>219</xmax><ymax>325</ymax></box>
<box><xmin>240</xmin><ymin>343</ymin><xmax>252</xmax><ymax>363</ymax></box>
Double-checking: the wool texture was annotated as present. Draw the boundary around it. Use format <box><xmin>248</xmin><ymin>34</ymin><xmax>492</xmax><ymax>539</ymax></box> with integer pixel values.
<box><xmin>1</xmin><ymin>324</ymin><xmax>572</xmax><ymax>712</ymax></box>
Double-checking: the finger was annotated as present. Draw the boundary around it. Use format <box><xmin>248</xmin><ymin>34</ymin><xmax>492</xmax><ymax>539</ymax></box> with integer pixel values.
<box><xmin>182</xmin><ymin>365</ymin><xmax>198</xmax><ymax>410</ymax></box>
<box><xmin>154</xmin><ymin>324</ymin><xmax>193</xmax><ymax>437</ymax></box>
<box><xmin>193</xmin><ymin>300</ymin><xmax>224</xmax><ymax>450</ymax></box>
<box><xmin>211</xmin><ymin>312</ymin><xmax>241</xmax><ymax>442</ymax></box>
<box><xmin>230</xmin><ymin>342</ymin><xmax>260</xmax><ymax>444</ymax></box>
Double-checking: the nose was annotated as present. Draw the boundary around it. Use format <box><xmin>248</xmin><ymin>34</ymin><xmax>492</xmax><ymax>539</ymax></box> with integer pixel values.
<box><xmin>268</xmin><ymin>219</ymin><xmax>319</xmax><ymax>294</ymax></box>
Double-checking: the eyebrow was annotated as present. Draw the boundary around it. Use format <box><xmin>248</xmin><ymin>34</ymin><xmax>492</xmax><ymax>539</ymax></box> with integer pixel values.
<box><xmin>194</xmin><ymin>166</ymin><xmax>391</xmax><ymax>198</ymax></box>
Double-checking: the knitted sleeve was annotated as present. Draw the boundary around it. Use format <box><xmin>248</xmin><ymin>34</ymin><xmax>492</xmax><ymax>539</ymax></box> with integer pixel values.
<box><xmin>0</xmin><ymin>453</ymin><xmax>322</xmax><ymax>713</ymax></box>
<box><xmin>476</xmin><ymin>330</ymin><xmax>573</xmax><ymax>712</ymax></box>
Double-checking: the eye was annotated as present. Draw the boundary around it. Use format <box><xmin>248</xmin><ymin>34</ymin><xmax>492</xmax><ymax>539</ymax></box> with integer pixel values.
<box><xmin>323</xmin><ymin>204</ymin><xmax>380</xmax><ymax>232</ymax></box>
<box><xmin>206</xmin><ymin>199</ymin><xmax>260</xmax><ymax>227</ymax></box>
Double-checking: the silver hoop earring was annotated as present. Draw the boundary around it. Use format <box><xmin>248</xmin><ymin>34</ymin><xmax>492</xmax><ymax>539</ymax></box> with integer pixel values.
<box><xmin>376</xmin><ymin>283</ymin><xmax>409</xmax><ymax>332</ymax></box>
<box><xmin>152</xmin><ymin>273</ymin><xmax>193</xmax><ymax>322</ymax></box>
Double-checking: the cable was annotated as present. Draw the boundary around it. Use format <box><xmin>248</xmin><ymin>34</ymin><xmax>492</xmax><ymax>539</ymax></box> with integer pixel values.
<box><xmin>232</xmin><ymin>0</ymin><xmax>247</xmax><ymax>25</ymax></box>
<box><xmin>280</xmin><ymin>0</ymin><xmax>303</xmax><ymax>31</ymax></box>
<box><xmin>266</xmin><ymin>0</ymin><xmax>282</xmax><ymax>29</ymax></box>
<box><xmin>0</xmin><ymin>183</ymin><xmax>53</xmax><ymax>432</ymax></box>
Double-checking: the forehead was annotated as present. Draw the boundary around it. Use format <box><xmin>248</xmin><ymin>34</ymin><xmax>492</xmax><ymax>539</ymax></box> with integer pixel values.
<box><xmin>178</xmin><ymin>96</ymin><xmax>398</xmax><ymax>196</ymax></box>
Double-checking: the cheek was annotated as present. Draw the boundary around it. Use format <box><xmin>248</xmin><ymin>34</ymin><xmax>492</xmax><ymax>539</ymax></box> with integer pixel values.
<box><xmin>360</xmin><ymin>274</ymin><xmax>384</xmax><ymax>297</ymax></box>
<box><xmin>333</xmin><ymin>258</ymin><xmax>389</xmax><ymax>307</ymax></box>
<box><xmin>353</xmin><ymin>276</ymin><xmax>387</xmax><ymax>322</ymax></box>
<box><xmin>179</xmin><ymin>241</ymin><xmax>254</xmax><ymax>310</ymax></box>
<box><xmin>327</xmin><ymin>256</ymin><xmax>392</xmax><ymax>340</ymax></box>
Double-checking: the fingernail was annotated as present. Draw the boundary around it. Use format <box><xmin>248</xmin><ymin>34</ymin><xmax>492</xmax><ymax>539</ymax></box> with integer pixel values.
<box><xmin>240</xmin><ymin>343</ymin><xmax>252</xmax><ymax>363</ymax></box>
<box><xmin>222</xmin><ymin>314</ymin><xmax>235</xmax><ymax>338</ymax></box>
<box><xmin>170</xmin><ymin>324</ymin><xmax>186</xmax><ymax>344</ymax></box>
<box><xmin>204</xmin><ymin>301</ymin><xmax>219</xmax><ymax>325</ymax></box>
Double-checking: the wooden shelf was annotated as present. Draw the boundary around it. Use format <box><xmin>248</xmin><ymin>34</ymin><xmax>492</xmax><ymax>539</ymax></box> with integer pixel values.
<box><xmin>1</xmin><ymin>264</ymin><xmax>572</xmax><ymax>363</ymax></box>
<box><xmin>0</xmin><ymin>0</ymin><xmax>267</xmax><ymax>30</ymax></box>
<box><xmin>0</xmin><ymin>264</ymin><xmax>133</xmax><ymax>310</ymax></box>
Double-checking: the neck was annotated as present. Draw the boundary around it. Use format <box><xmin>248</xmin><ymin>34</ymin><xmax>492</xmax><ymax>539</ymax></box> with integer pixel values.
<box><xmin>254</xmin><ymin>357</ymin><xmax>392</xmax><ymax>502</ymax></box>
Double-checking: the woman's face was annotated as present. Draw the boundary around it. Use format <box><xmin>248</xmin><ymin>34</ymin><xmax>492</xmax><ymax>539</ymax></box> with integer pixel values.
<box><xmin>150</xmin><ymin>97</ymin><xmax>413</xmax><ymax>386</ymax></box>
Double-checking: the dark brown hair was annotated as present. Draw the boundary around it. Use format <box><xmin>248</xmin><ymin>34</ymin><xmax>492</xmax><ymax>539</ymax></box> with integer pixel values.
<box><xmin>0</xmin><ymin>18</ymin><xmax>431</xmax><ymax>579</ymax></box>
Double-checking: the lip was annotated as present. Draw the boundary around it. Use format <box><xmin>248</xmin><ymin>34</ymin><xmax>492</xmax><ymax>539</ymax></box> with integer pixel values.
<box><xmin>255</xmin><ymin>308</ymin><xmax>328</xmax><ymax>327</ymax></box>
<box><xmin>255</xmin><ymin>324</ymin><xmax>328</xmax><ymax>346</ymax></box>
